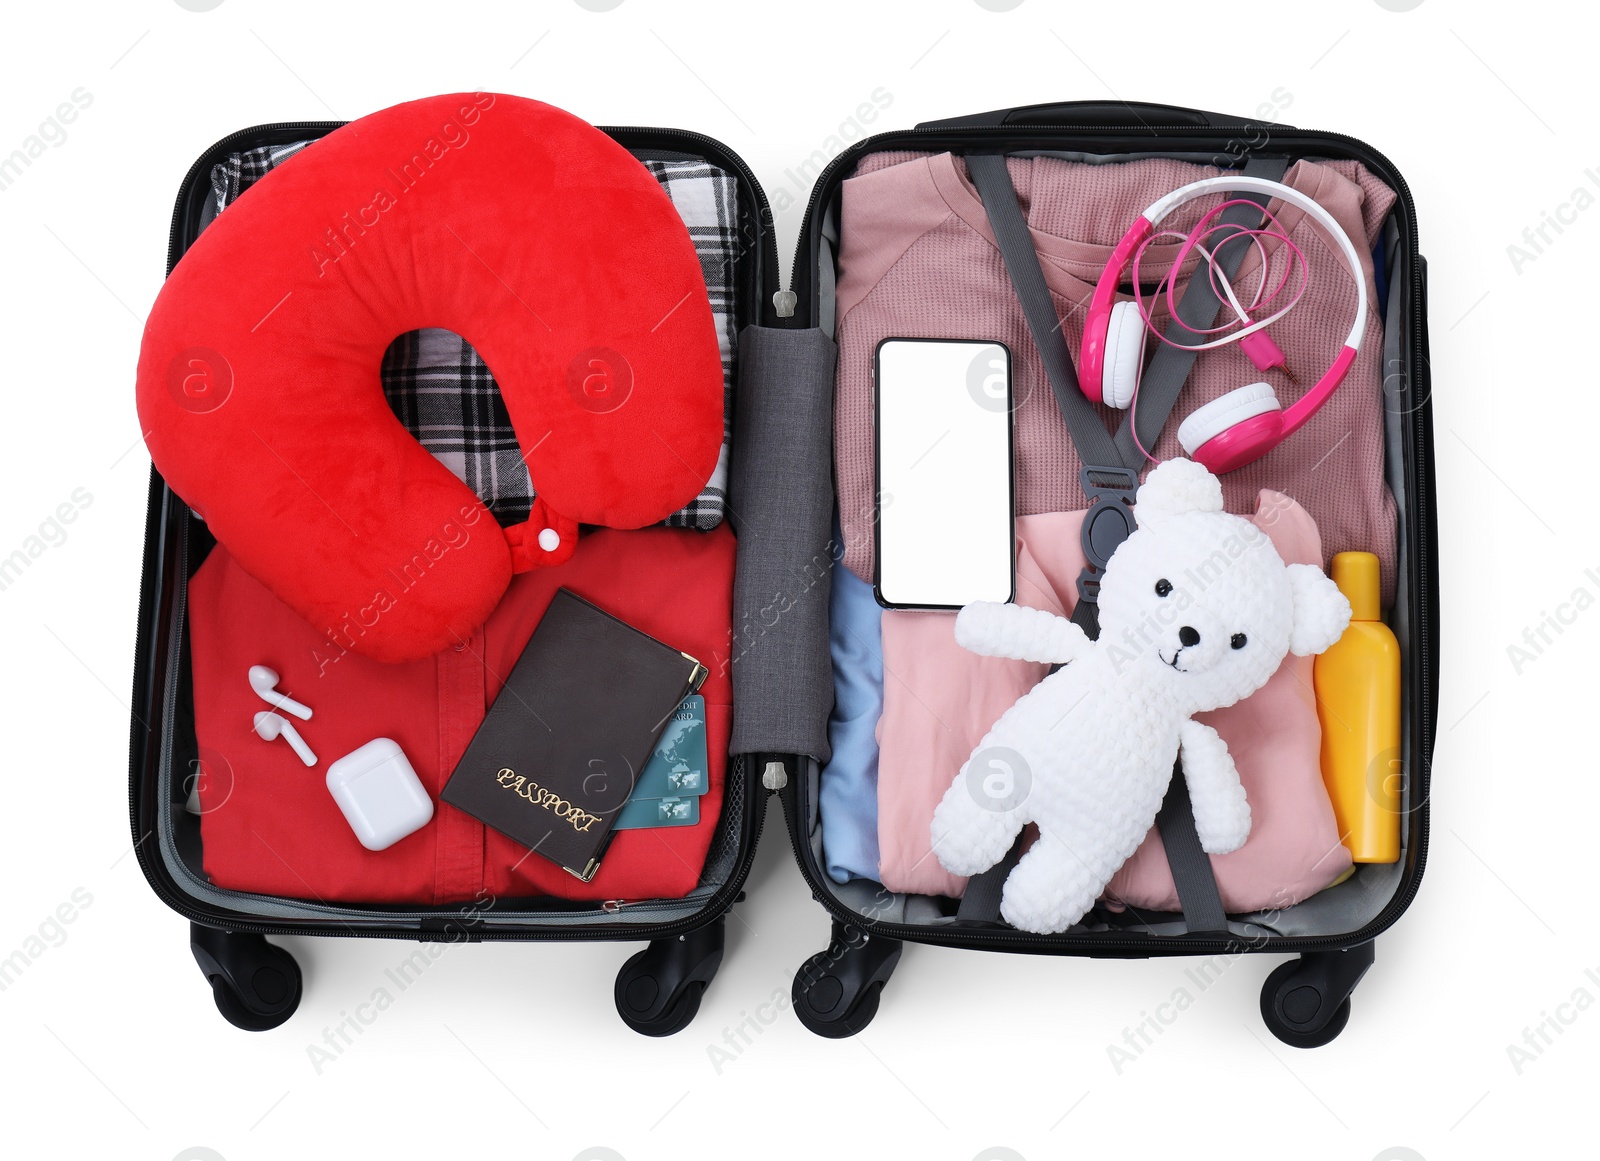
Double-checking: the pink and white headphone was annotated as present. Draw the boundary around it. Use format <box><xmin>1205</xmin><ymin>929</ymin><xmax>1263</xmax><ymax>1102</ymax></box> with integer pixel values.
<box><xmin>1077</xmin><ymin>175</ymin><xmax>1367</xmax><ymax>474</ymax></box>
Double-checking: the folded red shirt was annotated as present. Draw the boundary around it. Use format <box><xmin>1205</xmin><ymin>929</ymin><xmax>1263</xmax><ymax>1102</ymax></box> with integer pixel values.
<box><xmin>188</xmin><ymin>524</ymin><xmax>734</xmax><ymax>904</ymax></box>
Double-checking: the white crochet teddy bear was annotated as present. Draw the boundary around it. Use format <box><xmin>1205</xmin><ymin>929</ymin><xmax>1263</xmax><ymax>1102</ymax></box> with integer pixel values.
<box><xmin>930</xmin><ymin>458</ymin><xmax>1352</xmax><ymax>934</ymax></box>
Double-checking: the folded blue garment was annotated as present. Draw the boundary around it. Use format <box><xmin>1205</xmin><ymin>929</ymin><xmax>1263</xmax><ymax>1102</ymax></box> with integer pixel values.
<box><xmin>819</xmin><ymin>543</ymin><xmax>884</xmax><ymax>883</ymax></box>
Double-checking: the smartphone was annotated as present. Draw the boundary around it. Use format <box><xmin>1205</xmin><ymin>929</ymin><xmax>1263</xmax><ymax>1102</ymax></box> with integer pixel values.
<box><xmin>873</xmin><ymin>338</ymin><xmax>1015</xmax><ymax>609</ymax></box>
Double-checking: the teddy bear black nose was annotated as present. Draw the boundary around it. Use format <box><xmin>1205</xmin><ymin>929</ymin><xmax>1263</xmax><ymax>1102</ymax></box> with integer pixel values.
<box><xmin>1178</xmin><ymin>625</ymin><xmax>1201</xmax><ymax>647</ymax></box>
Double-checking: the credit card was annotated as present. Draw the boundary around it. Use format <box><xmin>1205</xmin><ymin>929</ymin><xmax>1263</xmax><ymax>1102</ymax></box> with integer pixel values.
<box><xmin>613</xmin><ymin>695</ymin><xmax>708</xmax><ymax>830</ymax></box>
<box><xmin>630</xmin><ymin>695</ymin><xmax>707</xmax><ymax>801</ymax></box>
<box><xmin>614</xmin><ymin>794</ymin><xmax>700</xmax><ymax>830</ymax></box>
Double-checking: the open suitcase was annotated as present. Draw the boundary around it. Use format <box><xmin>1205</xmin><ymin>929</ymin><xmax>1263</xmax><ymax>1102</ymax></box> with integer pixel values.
<box><xmin>129</xmin><ymin>98</ymin><xmax>1434</xmax><ymax>1047</ymax></box>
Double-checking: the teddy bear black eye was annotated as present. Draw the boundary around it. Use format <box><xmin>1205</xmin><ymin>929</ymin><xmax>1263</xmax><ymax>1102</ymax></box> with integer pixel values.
<box><xmin>1154</xmin><ymin>579</ymin><xmax>1172</xmax><ymax>597</ymax></box>
<box><xmin>1230</xmin><ymin>633</ymin><xmax>1248</xmax><ymax>650</ymax></box>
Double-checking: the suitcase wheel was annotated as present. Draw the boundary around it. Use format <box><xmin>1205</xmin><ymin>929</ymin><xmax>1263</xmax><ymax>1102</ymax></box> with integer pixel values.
<box><xmin>614</xmin><ymin>919</ymin><xmax>725</xmax><ymax>1037</ymax></box>
<box><xmin>190</xmin><ymin>924</ymin><xmax>302</xmax><ymax>1032</ymax></box>
<box><xmin>1259</xmin><ymin>942</ymin><xmax>1374</xmax><ymax>1049</ymax></box>
<box><xmin>791</xmin><ymin>921</ymin><xmax>901</xmax><ymax>1039</ymax></box>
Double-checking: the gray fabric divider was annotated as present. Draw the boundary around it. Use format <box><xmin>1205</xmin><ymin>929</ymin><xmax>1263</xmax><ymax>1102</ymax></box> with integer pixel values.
<box><xmin>728</xmin><ymin>324</ymin><xmax>838</xmax><ymax>760</ymax></box>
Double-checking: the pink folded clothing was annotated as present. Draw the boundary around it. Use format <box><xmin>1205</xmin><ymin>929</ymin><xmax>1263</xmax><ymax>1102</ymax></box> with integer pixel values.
<box><xmin>875</xmin><ymin>491</ymin><xmax>1352</xmax><ymax>913</ymax></box>
<box><xmin>833</xmin><ymin>151</ymin><xmax>1399</xmax><ymax>606</ymax></box>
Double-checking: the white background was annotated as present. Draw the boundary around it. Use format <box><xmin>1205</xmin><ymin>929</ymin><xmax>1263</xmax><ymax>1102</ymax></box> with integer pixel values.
<box><xmin>0</xmin><ymin>1</ymin><xmax>1585</xmax><ymax>1158</ymax></box>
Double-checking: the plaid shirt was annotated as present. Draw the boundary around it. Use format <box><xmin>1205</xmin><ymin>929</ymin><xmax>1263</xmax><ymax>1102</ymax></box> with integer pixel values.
<box><xmin>208</xmin><ymin>142</ymin><xmax>739</xmax><ymax>529</ymax></box>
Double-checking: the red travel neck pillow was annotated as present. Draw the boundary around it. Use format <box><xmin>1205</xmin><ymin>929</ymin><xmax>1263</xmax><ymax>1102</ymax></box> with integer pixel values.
<box><xmin>137</xmin><ymin>93</ymin><xmax>723</xmax><ymax>663</ymax></box>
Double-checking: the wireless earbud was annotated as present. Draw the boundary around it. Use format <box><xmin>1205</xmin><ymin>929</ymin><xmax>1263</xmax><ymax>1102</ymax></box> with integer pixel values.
<box><xmin>248</xmin><ymin>664</ymin><xmax>312</xmax><ymax>720</ymax></box>
<box><xmin>254</xmin><ymin>710</ymin><xmax>317</xmax><ymax>767</ymax></box>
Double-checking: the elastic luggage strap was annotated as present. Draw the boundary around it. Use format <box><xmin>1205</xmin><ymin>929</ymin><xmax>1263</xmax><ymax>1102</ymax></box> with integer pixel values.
<box><xmin>1153</xmin><ymin>759</ymin><xmax>1228</xmax><ymax>933</ymax></box>
<box><xmin>955</xmin><ymin>153</ymin><xmax>1287</xmax><ymax>934</ymax></box>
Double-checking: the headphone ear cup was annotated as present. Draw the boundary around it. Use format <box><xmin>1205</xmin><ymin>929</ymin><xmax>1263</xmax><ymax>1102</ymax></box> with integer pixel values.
<box><xmin>1176</xmin><ymin>381</ymin><xmax>1282</xmax><ymax>456</ymax></box>
<box><xmin>1100</xmin><ymin>300</ymin><xmax>1145</xmax><ymax>410</ymax></box>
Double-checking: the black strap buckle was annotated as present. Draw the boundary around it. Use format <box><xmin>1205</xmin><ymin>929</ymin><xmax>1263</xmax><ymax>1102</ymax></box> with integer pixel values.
<box><xmin>1076</xmin><ymin>465</ymin><xmax>1140</xmax><ymax>607</ymax></box>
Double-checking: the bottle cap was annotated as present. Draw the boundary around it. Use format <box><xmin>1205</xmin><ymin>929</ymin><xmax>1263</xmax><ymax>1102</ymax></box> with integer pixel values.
<box><xmin>1330</xmin><ymin>551</ymin><xmax>1381</xmax><ymax>621</ymax></box>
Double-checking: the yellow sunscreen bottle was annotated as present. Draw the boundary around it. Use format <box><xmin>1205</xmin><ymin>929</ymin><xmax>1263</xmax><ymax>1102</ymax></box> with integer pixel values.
<box><xmin>1313</xmin><ymin>552</ymin><xmax>1401</xmax><ymax>863</ymax></box>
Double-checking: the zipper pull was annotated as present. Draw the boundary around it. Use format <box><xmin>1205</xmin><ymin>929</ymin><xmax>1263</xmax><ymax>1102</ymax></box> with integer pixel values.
<box><xmin>772</xmin><ymin>289</ymin><xmax>796</xmax><ymax>319</ymax></box>
<box><xmin>762</xmin><ymin>759</ymin><xmax>788</xmax><ymax>791</ymax></box>
<box><xmin>602</xmin><ymin>899</ymin><xmax>628</xmax><ymax>913</ymax></box>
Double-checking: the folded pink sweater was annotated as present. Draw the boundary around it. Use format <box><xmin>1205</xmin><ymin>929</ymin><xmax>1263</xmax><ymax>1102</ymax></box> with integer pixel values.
<box><xmin>876</xmin><ymin>491</ymin><xmax>1352</xmax><ymax>913</ymax></box>
<box><xmin>833</xmin><ymin>152</ymin><xmax>1398</xmax><ymax>605</ymax></box>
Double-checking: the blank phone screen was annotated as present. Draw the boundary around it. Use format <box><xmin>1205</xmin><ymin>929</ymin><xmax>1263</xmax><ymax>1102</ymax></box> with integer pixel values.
<box><xmin>874</xmin><ymin>338</ymin><xmax>1014</xmax><ymax>608</ymax></box>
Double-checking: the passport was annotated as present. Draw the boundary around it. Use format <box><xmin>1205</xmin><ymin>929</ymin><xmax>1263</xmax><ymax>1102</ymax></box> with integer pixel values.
<box><xmin>440</xmin><ymin>589</ymin><xmax>707</xmax><ymax>880</ymax></box>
